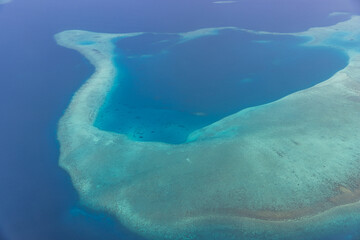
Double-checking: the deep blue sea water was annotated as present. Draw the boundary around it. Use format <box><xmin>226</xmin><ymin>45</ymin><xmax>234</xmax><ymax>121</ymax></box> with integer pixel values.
<box><xmin>95</xmin><ymin>32</ymin><xmax>348</xmax><ymax>143</ymax></box>
<box><xmin>1</xmin><ymin>0</ymin><xmax>360</xmax><ymax>239</ymax></box>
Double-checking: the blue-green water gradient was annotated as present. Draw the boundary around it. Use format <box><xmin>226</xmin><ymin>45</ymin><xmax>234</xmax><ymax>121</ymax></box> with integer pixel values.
<box><xmin>95</xmin><ymin>31</ymin><xmax>349</xmax><ymax>143</ymax></box>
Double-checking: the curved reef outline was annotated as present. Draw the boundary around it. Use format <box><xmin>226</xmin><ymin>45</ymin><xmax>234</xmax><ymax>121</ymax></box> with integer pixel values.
<box><xmin>55</xmin><ymin>16</ymin><xmax>360</xmax><ymax>239</ymax></box>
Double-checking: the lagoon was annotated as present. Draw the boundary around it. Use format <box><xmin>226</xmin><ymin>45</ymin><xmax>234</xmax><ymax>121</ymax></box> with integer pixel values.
<box><xmin>95</xmin><ymin>30</ymin><xmax>348</xmax><ymax>143</ymax></box>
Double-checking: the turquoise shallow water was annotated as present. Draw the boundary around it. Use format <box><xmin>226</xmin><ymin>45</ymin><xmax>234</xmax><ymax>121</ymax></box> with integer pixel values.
<box><xmin>94</xmin><ymin>30</ymin><xmax>349</xmax><ymax>143</ymax></box>
<box><xmin>325</xmin><ymin>32</ymin><xmax>360</xmax><ymax>51</ymax></box>
<box><xmin>65</xmin><ymin>19</ymin><xmax>360</xmax><ymax>240</ymax></box>
<box><xmin>2</xmin><ymin>0</ymin><xmax>360</xmax><ymax>239</ymax></box>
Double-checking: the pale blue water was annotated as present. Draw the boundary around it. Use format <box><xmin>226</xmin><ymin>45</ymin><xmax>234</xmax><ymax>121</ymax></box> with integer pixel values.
<box><xmin>1</xmin><ymin>0</ymin><xmax>360</xmax><ymax>239</ymax></box>
<box><xmin>95</xmin><ymin>31</ymin><xmax>348</xmax><ymax>143</ymax></box>
<box><xmin>325</xmin><ymin>32</ymin><xmax>360</xmax><ymax>51</ymax></box>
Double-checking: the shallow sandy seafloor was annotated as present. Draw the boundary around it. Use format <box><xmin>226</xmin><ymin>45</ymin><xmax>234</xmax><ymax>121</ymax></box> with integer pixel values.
<box><xmin>56</xmin><ymin>16</ymin><xmax>360</xmax><ymax>240</ymax></box>
<box><xmin>0</xmin><ymin>0</ymin><xmax>11</xmax><ymax>5</ymax></box>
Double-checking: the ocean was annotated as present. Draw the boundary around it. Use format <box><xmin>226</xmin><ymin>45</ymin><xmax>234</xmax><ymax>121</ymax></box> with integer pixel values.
<box><xmin>1</xmin><ymin>0</ymin><xmax>360</xmax><ymax>239</ymax></box>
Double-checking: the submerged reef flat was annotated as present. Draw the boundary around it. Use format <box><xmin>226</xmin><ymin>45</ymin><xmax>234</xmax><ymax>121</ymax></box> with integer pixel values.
<box><xmin>0</xmin><ymin>0</ymin><xmax>11</xmax><ymax>4</ymax></box>
<box><xmin>56</xmin><ymin>16</ymin><xmax>360</xmax><ymax>239</ymax></box>
<box><xmin>212</xmin><ymin>1</ymin><xmax>237</xmax><ymax>4</ymax></box>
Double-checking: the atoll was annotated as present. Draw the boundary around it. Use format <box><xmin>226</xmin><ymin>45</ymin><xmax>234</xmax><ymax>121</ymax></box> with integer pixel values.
<box><xmin>56</xmin><ymin>16</ymin><xmax>360</xmax><ymax>239</ymax></box>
